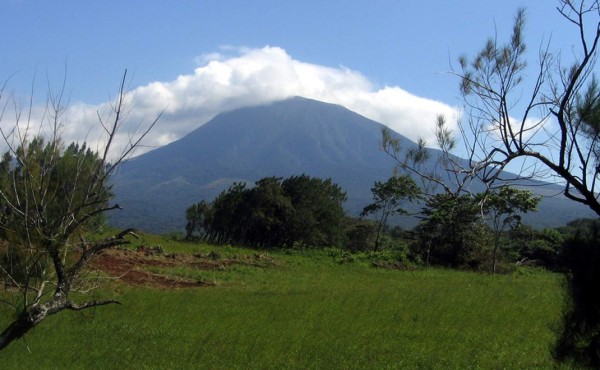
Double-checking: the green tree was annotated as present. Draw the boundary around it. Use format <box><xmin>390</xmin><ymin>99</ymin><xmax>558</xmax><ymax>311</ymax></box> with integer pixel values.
<box><xmin>0</xmin><ymin>72</ymin><xmax>159</xmax><ymax>351</ymax></box>
<box><xmin>361</xmin><ymin>175</ymin><xmax>420</xmax><ymax>251</ymax></box>
<box><xmin>342</xmin><ymin>218</ymin><xmax>378</xmax><ymax>252</ymax></box>
<box><xmin>479</xmin><ymin>187</ymin><xmax>540</xmax><ymax>274</ymax></box>
<box><xmin>196</xmin><ymin>175</ymin><xmax>346</xmax><ymax>248</ymax></box>
<box><xmin>282</xmin><ymin>175</ymin><xmax>347</xmax><ymax>247</ymax></box>
<box><xmin>203</xmin><ymin>178</ymin><xmax>293</xmax><ymax>247</ymax></box>
<box><xmin>245</xmin><ymin>177</ymin><xmax>294</xmax><ymax>247</ymax></box>
<box><xmin>417</xmin><ymin>193</ymin><xmax>484</xmax><ymax>267</ymax></box>
<box><xmin>185</xmin><ymin>200</ymin><xmax>210</xmax><ymax>240</ymax></box>
<box><xmin>204</xmin><ymin>182</ymin><xmax>248</xmax><ymax>244</ymax></box>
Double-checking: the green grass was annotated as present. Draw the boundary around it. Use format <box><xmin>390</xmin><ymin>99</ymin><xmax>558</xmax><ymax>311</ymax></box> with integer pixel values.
<box><xmin>0</xmin><ymin>236</ymin><xmax>568</xmax><ymax>369</ymax></box>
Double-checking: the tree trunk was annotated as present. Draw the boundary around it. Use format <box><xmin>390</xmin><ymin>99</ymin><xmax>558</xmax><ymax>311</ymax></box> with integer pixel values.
<box><xmin>374</xmin><ymin>212</ymin><xmax>389</xmax><ymax>252</ymax></box>
<box><xmin>0</xmin><ymin>311</ymin><xmax>39</xmax><ymax>351</ymax></box>
<box><xmin>0</xmin><ymin>296</ymin><xmax>120</xmax><ymax>351</ymax></box>
<box><xmin>426</xmin><ymin>240</ymin><xmax>432</xmax><ymax>268</ymax></box>
<box><xmin>374</xmin><ymin>229</ymin><xmax>381</xmax><ymax>251</ymax></box>
<box><xmin>492</xmin><ymin>231</ymin><xmax>501</xmax><ymax>275</ymax></box>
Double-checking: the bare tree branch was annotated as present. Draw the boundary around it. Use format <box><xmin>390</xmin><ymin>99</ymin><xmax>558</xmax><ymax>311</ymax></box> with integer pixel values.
<box><xmin>0</xmin><ymin>70</ymin><xmax>158</xmax><ymax>351</ymax></box>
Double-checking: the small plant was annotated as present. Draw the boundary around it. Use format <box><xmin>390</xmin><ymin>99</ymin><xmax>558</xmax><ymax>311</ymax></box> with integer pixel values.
<box><xmin>208</xmin><ymin>251</ymin><xmax>221</xmax><ymax>260</ymax></box>
<box><xmin>327</xmin><ymin>248</ymin><xmax>355</xmax><ymax>264</ymax></box>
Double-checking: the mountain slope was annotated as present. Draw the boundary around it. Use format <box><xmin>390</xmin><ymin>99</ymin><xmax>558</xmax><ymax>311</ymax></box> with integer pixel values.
<box><xmin>109</xmin><ymin>97</ymin><xmax>595</xmax><ymax>233</ymax></box>
<box><xmin>110</xmin><ymin>97</ymin><xmax>406</xmax><ymax>232</ymax></box>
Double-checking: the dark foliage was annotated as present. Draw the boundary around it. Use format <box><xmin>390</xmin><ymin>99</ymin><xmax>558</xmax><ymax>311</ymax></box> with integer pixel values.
<box><xmin>554</xmin><ymin>218</ymin><xmax>600</xmax><ymax>367</ymax></box>
<box><xmin>414</xmin><ymin>193</ymin><xmax>485</xmax><ymax>268</ymax></box>
<box><xmin>342</xmin><ymin>218</ymin><xmax>378</xmax><ymax>252</ymax></box>
<box><xmin>186</xmin><ymin>175</ymin><xmax>347</xmax><ymax>248</ymax></box>
<box><xmin>281</xmin><ymin>175</ymin><xmax>347</xmax><ymax>247</ymax></box>
<box><xmin>185</xmin><ymin>200</ymin><xmax>209</xmax><ymax>240</ymax></box>
<box><xmin>0</xmin><ymin>140</ymin><xmax>109</xmax><ymax>242</ymax></box>
<box><xmin>508</xmin><ymin>225</ymin><xmax>565</xmax><ymax>269</ymax></box>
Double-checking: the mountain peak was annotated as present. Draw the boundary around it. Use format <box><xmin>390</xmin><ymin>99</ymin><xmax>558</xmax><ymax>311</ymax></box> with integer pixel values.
<box><xmin>111</xmin><ymin>97</ymin><xmax>406</xmax><ymax>231</ymax></box>
<box><xmin>110</xmin><ymin>97</ymin><xmax>595</xmax><ymax>233</ymax></box>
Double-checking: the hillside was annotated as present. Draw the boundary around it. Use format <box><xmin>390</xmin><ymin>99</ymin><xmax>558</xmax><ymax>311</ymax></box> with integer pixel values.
<box><xmin>109</xmin><ymin>97</ymin><xmax>595</xmax><ymax>233</ymax></box>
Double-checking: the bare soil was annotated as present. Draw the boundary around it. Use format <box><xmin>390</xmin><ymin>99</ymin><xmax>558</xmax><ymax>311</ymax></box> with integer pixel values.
<box><xmin>89</xmin><ymin>246</ymin><xmax>278</xmax><ymax>289</ymax></box>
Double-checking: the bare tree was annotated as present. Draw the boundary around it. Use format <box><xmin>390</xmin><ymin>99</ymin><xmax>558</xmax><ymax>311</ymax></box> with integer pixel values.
<box><xmin>381</xmin><ymin>114</ymin><xmax>481</xmax><ymax>197</ymax></box>
<box><xmin>0</xmin><ymin>71</ymin><xmax>160</xmax><ymax>351</ymax></box>
<box><xmin>438</xmin><ymin>1</ymin><xmax>600</xmax><ymax>366</ymax></box>
<box><xmin>454</xmin><ymin>1</ymin><xmax>600</xmax><ymax>215</ymax></box>
<box><xmin>383</xmin><ymin>1</ymin><xmax>600</xmax><ymax>213</ymax></box>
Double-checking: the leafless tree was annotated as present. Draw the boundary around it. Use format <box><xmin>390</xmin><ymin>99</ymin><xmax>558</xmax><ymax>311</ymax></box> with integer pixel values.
<box><xmin>381</xmin><ymin>114</ymin><xmax>480</xmax><ymax>197</ymax></box>
<box><xmin>386</xmin><ymin>1</ymin><xmax>600</xmax><ymax>366</ymax></box>
<box><xmin>0</xmin><ymin>71</ymin><xmax>160</xmax><ymax>351</ymax></box>
<box><xmin>455</xmin><ymin>1</ymin><xmax>600</xmax><ymax>215</ymax></box>
<box><xmin>385</xmin><ymin>1</ymin><xmax>600</xmax><ymax>216</ymax></box>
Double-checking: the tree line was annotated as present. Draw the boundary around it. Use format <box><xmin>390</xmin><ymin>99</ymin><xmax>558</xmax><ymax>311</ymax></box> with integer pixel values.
<box><xmin>185</xmin><ymin>173</ymin><xmax>562</xmax><ymax>274</ymax></box>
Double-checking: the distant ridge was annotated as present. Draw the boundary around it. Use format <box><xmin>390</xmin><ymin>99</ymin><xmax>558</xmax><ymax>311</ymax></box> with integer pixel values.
<box><xmin>109</xmin><ymin>96</ymin><xmax>595</xmax><ymax>233</ymax></box>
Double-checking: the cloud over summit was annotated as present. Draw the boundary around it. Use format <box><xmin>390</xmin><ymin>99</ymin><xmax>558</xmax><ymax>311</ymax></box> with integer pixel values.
<box><xmin>5</xmin><ymin>46</ymin><xmax>459</xmax><ymax>157</ymax></box>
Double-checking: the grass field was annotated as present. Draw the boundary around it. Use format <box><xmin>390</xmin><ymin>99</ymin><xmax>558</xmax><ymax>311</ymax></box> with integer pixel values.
<box><xmin>0</xmin><ymin>235</ymin><xmax>569</xmax><ymax>369</ymax></box>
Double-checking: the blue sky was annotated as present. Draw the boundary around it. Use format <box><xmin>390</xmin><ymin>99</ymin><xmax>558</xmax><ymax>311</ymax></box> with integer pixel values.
<box><xmin>0</xmin><ymin>1</ymin><xmax>578</xmax><ymax>153</ymax></box>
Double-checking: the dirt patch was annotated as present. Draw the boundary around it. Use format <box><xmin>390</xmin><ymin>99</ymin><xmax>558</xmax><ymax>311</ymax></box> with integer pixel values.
<box><xmin>89</xmin><ymin>247</ymin><xmax>280</xmax><ymax>289</ymax></box>
<box><xmin>90</xmin><ymin>249</ymin><xmax>211</xmax><ymax>289</ymax></box>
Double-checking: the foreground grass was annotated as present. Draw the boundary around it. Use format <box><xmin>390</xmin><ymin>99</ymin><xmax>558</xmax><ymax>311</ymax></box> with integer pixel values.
<box><xmin>1</xmin><ymin>237</ymin><xmax>567</xmax><ymax>369</ymax></box>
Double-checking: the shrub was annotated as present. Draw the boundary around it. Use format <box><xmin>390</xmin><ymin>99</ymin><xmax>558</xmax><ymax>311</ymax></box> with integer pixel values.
<box><xmin>343</xmin><ymin>219</ymin><xmax>377</xmax><ymax>252</ymax></box>
<box><xmin>554</xmin><ymin>222</ymin><xmax>600</xmax><ymax>367</ymax></box>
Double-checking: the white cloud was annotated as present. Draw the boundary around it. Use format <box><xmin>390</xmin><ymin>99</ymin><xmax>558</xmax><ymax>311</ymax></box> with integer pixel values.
<box><xmin>1</xmin><ymin>46</ymin><xmax>460</xmax><ymax>158</ymax></box>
